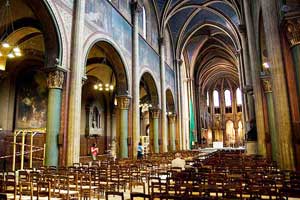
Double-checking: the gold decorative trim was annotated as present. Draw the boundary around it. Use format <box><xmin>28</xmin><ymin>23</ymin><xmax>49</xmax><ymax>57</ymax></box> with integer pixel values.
<box><xmin>168</xmin><ymin>114</ymin><xmax>177</xmax><ymax>123</ymax></box>
<box><xmin>47</xmin><ymin>70</ymin><xmax>64</xmax><ymax>89</ymax></box>
<box><xmin>285</xmin><ymin>17</ymin><xmax>300</xmax><ymax>47</ymax></box>
<box><xmin>117</xmin><ymin>96</ymin><xmax>130</xmax><ymax>110</ymax></box>
<box><xmin>261</xmin><ymin>79</ymin><xmax>272</xmax><ymax>93</ymax></box>
<box><xmin>151</xmin><ymin>108</ymin><xmax>160</xmax><ymax>119</ymax></box>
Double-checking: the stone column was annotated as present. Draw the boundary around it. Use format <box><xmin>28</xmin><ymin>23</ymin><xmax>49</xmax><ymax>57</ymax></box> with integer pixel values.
<box><xmin>111</xmin><ymin>108</ymin><xmax>117</xmax><ymax>158</ymax></box>
<box><xmin>45</xmin><ymin>70</ymin><xmax>64</xmax><ymax>167</ymax></box>
<box><xmin>243</xmin><ymin>0</ymin><xmax>267</xmax><ymax>157</ymax></box>
<box><xmin>117</xmin><ymin>96</ymin><xmax>130</xmax><ymax>158</ymax></box>
<box><xmin>261</xmin><ymin>0</ymin><xmax>295</xmax><ymax>170</ymax></box>
<box><xmin>285</xmin><ymin>18</ymin><xmax>300</xmax><ymax>102</ymax></box>
<box><xmin>261</xmin><ymin>76</ymin><xmax>278</xmax><ymax>162</ymax></box>
<box><xmin>239</xmin><ymin>25</ymin><xmax>255</xmax><ymax>127</ymax></box>
<box><xmin>151</xmin><ymin>108</ymin><xmax>160</xmax><ymax>153</ymax></box>
<box><xmin>176</xmin><ymin>59</ymin><xmax>183</xmax><ymax>150</ymax></box>
<box><xmin>168</xmin><ymin>114</ymin><xmax>176</xmax><ymax>151</ymax></box>
<box><xmin>159</xmin><ymin>37</ymin><xmax>167</xmax><ymax>152</ymax></box>
<box><xmin>67</xmin><ymin>0</ymin><xmax>85</xmax><ymax>166</ymax></box>
<box><xmin>131</xmin><ymin>1</ymin><xmax>140</xmax><ymax>159</ymax></box>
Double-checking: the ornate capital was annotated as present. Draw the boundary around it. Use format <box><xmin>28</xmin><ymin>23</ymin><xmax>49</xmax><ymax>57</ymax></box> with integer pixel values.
<box><xmin>47</xmin><ymin>70</ymin><xmax>64</xmax><ymax>89</ymax></box>
<box><xmin>284</xmin><ymin>17</ymin><xmax>300</xmax><ymax>47</ymax></box>
<box><xmin>117</xmin><ymin>96</ymin><xmax>131</xmax><ymax>110</ymax></box>
<box><xmin>241</xmin><ymin>85</ymin><xmax>253</xmax><ymax>95</ymax></box>
<box><xmin>168</xmin><ymin>114</ymin><xmax>177</xmax><ymax>123</ymax></box>
<box><xmin>261</xmin><ymin>78</ymin><xmax>272</xmax><ymax>93</ymax></box>
<box><xmin>151</xmin><ymin>108</ymin><xmax>160</xmax><ymax>119</ymax></box>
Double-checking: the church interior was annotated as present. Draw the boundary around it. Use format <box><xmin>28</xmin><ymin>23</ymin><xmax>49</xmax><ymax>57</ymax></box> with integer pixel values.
<box><xmin>0</xmin><ymin>0</ymin><xmax>300</xmax><ymax>199</ymax></box>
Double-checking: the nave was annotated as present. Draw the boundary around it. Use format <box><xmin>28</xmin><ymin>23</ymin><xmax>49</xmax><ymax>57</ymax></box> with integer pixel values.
<box><xmin>0</xmin><ymin>150</ymin><xmax>300</xmax><ymax>200</ymax></box>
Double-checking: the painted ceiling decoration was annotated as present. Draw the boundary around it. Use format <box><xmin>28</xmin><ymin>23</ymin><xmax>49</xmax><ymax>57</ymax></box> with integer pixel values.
<box><xmin>154</xmin><ymin>0</ymin><xmax>242</xmax><ymax>93</ymax></box>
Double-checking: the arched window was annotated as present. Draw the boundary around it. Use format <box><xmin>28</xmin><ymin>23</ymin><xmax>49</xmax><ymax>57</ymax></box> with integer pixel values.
<box><xmin>236</xmin><ymin>88</ymin><xmax>242</xmax><ymax>105</ymax></box>
<box><xmin>206</xmin><ymin>92</ymin><xmax>209</xmax><ymax>106</ymax></box>
<box><xmin>142</xmin><ymin>6</ymin><xmax>146</xmax><ymax>39</ymax></box>
<box><xmin>213</xmin><ymin>90</ymin><xmax>219</xmax><ymax>107</ymax></box>
<box><xmin>224</xmin><ymin>90</ymin><xmax>231</xmax><ymax>107</ymax></box>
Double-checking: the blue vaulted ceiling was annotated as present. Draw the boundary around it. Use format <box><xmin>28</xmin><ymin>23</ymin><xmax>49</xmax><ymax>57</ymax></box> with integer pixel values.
<box><xmin>153</xmin><ymin>0</ymin><xmax>242</xmax><ymax>92</ymax></box>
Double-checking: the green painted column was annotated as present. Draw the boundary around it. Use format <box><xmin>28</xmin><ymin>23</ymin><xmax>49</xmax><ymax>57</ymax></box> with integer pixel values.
<box><xmin>118</xmin><ymin>96</ymin><xmax>130</xmax><ymax>158</ymax></box>
<box><xmin>45</xmin><ymin>70</ymin><xmax>64</xmax><ymax>167</ymax></box>
<box><xmin>261</xmin><ymin>77</ymin><xmax>278</xmax><ymax>161</ymax></box>
<box><xmin>168</xmin><ymin>114</ymin><xmax>176</xmax><ymax>151</ymax></box>
<box><xmin>151</xmin><ymin>108</ymin><xmax>160</xmax><ymax>153</ymax></box>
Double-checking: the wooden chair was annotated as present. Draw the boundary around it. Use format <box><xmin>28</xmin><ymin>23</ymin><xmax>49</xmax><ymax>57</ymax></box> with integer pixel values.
<box><xmin>36</xmin><ymin>180</ymin><xmax>52</xmax><ymax>200</ymax></box>
<box><xmin>18</xmin><ymin>181</ymin><xmax>33</xmax><ymax>200</ymax></box>
<box><xmin>105</xmin><ymin>191</ymin><xmax>124</xmax><ymax>200</ymax></box>
<box><xmin>130</xmin><ymin>192</ymin><xmax>150</xmax><ymax>200</ymax></box>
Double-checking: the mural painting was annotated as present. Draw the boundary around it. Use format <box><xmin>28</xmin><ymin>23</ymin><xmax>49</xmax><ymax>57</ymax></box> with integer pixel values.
<box><xmin>139</xmin><ymin>37</ymin><xmax>160</xmax><ymax>81</ymax></box>
<box><xmin>16</xmin><ymin>71</ymin><xmax>48</xmax><ymax>129</ymax></box>
<box><xmin>85</xmin><ymin>0</ymin><xmax>132</xmax><ymax>67</ymax></box>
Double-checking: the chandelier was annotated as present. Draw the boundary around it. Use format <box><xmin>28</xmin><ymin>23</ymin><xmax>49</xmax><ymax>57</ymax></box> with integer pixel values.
<box><xmin>0</xmin><ymin>0</ymin><xmax>22</xmax><ymax>71</ymax></box>
<box><xmin>94</xmin><ymin>83</ymin><xmax>114</xmax><ymax>91</ymax></box>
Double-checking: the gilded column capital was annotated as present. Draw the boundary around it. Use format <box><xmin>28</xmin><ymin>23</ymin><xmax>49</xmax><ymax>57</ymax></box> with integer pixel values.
<box><xmin>284</xmin><ymin>17</ymin><xmax>300</xmax><ymax>47</ymax></box>
<box><xmin>151</xmin><ymin>108</ymin><xmax>161</xmax><ymax>119</ymax></box>
<box><xmin>168</xmin><ymin>114</ymin><xmax>177</xmax><ymax>123</ymax></box>
<box><xmin>47</xmin><ymin>70</ymin><xmax>65</xmax><ymax>89</ymax></box>
<box><xmin>117</xmin><ymin>96</ymin><xmax>131</xmax><ymax>110</ymax></box>
<box><xmin>261</xmin><ymin>78</ymin><xmax>272</xmax><ymax>93</ymax></box>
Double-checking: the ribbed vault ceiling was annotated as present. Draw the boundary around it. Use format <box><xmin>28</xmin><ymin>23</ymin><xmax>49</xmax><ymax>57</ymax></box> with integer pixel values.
<box><xmin>154</xmin><ymin>0</ymin><xmax>242</xmax><ymax>92</ymax></box>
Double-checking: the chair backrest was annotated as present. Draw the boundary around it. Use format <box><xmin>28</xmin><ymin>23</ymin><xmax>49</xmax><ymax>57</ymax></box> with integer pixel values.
<box><xmin>37</xmin><ymin>181</ymin><xmax>52</xmax><ymax>199</ymax></box>
<box><xmin>130</xmin><ymin>192</ymin><xmax>150</xmax><ymax>200</ymax></box>
<box><xmin>105</xmin><ymin>191</ymin><xmax>124</xmax><ymax>200</ymax></box>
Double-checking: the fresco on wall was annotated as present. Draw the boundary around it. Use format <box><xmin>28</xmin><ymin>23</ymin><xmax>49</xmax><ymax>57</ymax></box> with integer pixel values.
<box><xmin>119</xmin><ymin>0</ymin><xmax>131</xmax><ymax>21</ymax></box>
<box><xmin>166</xmin><ymin>63</ymin><xmax>176</xmax><ymax>96</ymax></box>
<box><xmin>139</xmin><ymin>36</ymin><xmax>160</xmax><ymax>81</ymax></box>
<box><xmin>16</xmin><ymin>71</ymin><xmax>48</xmax><ymax>129</ymax></box>
<box><xmin>85</xmin><ymin>0</ymin><xmax>132</xmax><ymax>66</ymax></box>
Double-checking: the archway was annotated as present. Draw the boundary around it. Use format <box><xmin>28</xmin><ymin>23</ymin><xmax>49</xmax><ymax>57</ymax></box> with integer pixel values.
<box><xmin>82</xmin><ymin>41</ymin><xmax>129</xmax><ymax>159</ymax></box>
<box><xmin>0</xmin><ymin>0</ymin><xmax>62</xmax><ymax>169</ymax></box>
<box><xmin>139</xmin><ymin>72</ymin><xmax>159</xmax><ymax>154</ymax></box>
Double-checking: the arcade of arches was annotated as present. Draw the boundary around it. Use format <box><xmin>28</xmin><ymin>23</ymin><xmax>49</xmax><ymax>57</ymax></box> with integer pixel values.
<box><xmin>0</xmin><ymin>0</ymin><xmax>300</xmax><ymax>171</ymax></box>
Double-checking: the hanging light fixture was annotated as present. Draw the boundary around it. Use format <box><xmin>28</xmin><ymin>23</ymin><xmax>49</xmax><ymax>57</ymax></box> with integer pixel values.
<box><xmin>0</xmin><ymin>0</ymin><xmax>22</xmax><ymax>71</ymax></box>
<box><xmin>93</xmin><ymin>82</ymin><xmax>114</xmax><ymax>92</ymax></box>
